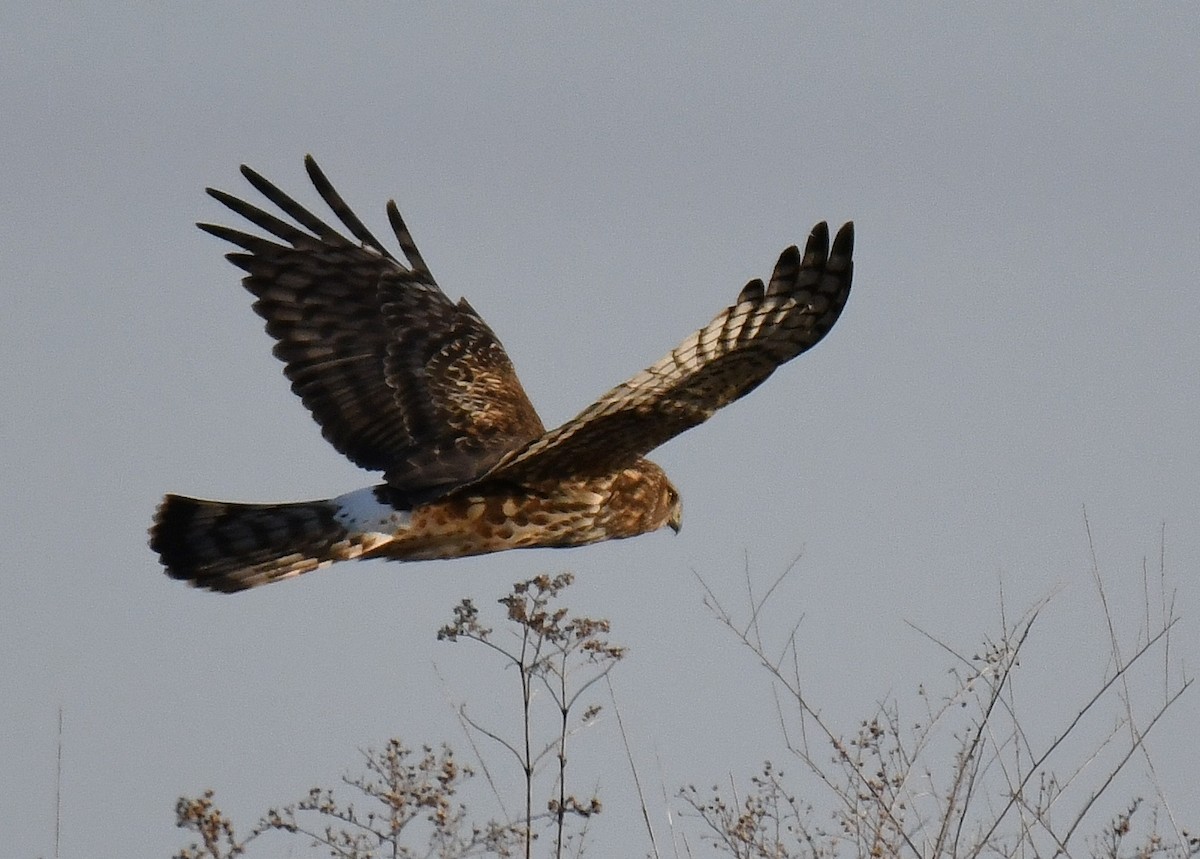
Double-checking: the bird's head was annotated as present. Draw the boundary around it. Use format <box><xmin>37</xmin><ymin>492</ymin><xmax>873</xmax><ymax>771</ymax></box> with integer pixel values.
<box><xmin>604</xmin><ymin>458</ymin><xmax>682</xmax><ymax>538</ymax></box>
<box><xmin>640</xmin><ymin>460</ymin><xmax>681</xmax><ymax>534</ymax></box>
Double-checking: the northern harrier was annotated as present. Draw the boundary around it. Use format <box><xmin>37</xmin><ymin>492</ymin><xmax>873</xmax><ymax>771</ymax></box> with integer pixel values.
<box><xmin>151</xmin><ymin>157</ymin><xmax>854</xmax><ymax>592</ymax></box>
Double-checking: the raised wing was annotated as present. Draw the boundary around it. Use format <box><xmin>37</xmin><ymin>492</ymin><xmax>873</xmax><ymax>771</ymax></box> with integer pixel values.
<box><xmin>482</xmin><ymin>221</ymin><xmax>854</xmax><ymax>485</ymax></box>
<box><xmin>199</xmin><ymin>156</ymin><xmax>544</xmax><ymax>492</ymax></box>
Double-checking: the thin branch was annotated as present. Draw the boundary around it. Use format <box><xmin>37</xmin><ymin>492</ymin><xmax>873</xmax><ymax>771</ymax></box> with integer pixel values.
<box><xmin>696</xmin><ymin>569</ymin><xmax>923</xmax><ymax>858</ymax></box>
<box><xmin>1057</xmin><ymin>680</ymin><xmax>1192</xmax><ymax>853</ymax></box>
<box><xmin>55</xmin><ymin>706</ymin><xmax>63</xmax><ymax>859</ymax></box>
<box><xmin>458</xmin><ymin>704</ymin><xmax>526</xmax><ymax>768</ymax></box>
<box><xmin>970</xmin><ymin>619</ymin><xmax>1179</xmax><ymax>855</ymax></box>
<box><xmin>435</xmin><ymin>662</ymin><xmax>515</xmax><ymax>823</ymax></box>
<box><xmin>606</xmin><ymin>675</ymin><xmax>661</xmax><ymax>859</ymax></box>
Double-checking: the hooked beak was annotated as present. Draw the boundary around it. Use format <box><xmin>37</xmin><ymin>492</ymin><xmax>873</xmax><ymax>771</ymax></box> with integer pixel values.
<box><xmin>668</xmin><ymin>507</ymin><xmax>682</xmax><ymax>534</ymax></box>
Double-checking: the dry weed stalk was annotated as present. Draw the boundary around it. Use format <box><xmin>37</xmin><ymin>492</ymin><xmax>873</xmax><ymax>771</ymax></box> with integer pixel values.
<box><xmin>172</xmin><ymin>535</ymin><xmax>1195</xmax><ymax>859</ymax></box>
<box><xmin>175</xmin><ymin>572</ymin><xmax>622</xmax><ymax>859</ymax></box>
<box><xmin>439</xmin><ymin>572</ymin><xmax>624</xmax><ymax>859</ymax></box>
<box><xmin>175</xmin><ymin>742</ymin><xmax>521</xmax><ymax>859</ymax></box>
<box><xmin>686</xmin><ymin>534</ymin><xmax>1195</xmax><ymax>859</ymax></box>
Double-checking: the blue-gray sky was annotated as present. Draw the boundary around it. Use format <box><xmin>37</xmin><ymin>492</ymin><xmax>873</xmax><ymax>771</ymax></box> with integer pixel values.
<box><xmin>2</xmin><ymin>6</ymin><xmax>1197</xmax><ymax>856</ymax></box>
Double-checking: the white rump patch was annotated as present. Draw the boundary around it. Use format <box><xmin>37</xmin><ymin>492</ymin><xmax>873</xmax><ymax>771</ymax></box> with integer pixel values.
<box><xmin>332</xmin><ymin>487</ymin><xmax>413</xmax><ymax>540</ymax></box>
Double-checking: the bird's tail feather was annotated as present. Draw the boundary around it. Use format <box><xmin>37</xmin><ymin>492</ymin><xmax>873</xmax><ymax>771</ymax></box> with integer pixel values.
<box><xmin>150</xmin><ymin>494</ymin><xmax>352</xmax><ymax>592</ymax></box>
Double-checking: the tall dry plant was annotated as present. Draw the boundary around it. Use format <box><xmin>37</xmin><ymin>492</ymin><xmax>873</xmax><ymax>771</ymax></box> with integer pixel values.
<box><xmin>173</xmin><ymin>573</ymin><xmax>622</xmax><ymax>859</ymax></box>
<box><xmin>438</xmin><ymin>572</ymin><xmax>625</xmax><ymax>858</ymax></box>
<box><xmin>175</xmin><ymin>742</ymin><xmax>522</xmax><ymax>859</ymax></box>
<box><xmin>173</xmin><ymin>529</ymin><xmax>1195</xmax><ymax>859</ymax></box>
<box><xmin>682</xmin><ymin>526</ymin><xmax>1196</xmax><ymax>859</ymax></box>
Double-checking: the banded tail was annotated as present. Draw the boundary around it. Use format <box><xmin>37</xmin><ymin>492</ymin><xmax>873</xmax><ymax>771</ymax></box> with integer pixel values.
<box><xmin>150</xmin><ymin>494</ymin><xmax>354</xmax><ymax>592</ymax></box>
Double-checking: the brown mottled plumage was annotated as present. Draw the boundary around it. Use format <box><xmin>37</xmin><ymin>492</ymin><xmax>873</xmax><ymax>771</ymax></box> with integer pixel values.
<box><xmin>150</xmin><ymin>157</ymin><xmax>853</xmax><ymax>592</ymax></box>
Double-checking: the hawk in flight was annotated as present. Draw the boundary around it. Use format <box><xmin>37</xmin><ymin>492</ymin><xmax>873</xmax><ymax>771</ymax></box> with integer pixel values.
<box><xmin>151</xmin><ymin>157</ymin><xmax>854</xmax><ymax>592</ymax></box>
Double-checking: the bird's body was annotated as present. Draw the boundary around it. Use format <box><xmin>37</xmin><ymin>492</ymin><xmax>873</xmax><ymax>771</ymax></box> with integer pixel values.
<box><xmin>155</xmin><ymin>459</ymin><xmax>677</xmax><ymax>591</ymax></box>
<box><xmin>151</xmin><ymin>157</ymin><xmax>853</xmax><ymax>592</ymax></box>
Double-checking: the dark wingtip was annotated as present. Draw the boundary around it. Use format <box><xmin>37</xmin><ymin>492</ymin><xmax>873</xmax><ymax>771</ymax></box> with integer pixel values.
<box><xmin>803</xmin><ymin>221</ymin><xmax>830</xmax><ymax>262</ymax></box>
<box><xmin>386</xmin><ymin>199</ymin><xmax>433</xmax><ymax>280</ymax></box>
<box><xmin>195</xmin><ymin>221</ymin><xmax>246</xmax><ymax>248</ymax></box>
<box><xmin>765</xmin><ymin>245</ymin><xmax>802</xmax><ymax>296</ymax></box>
<box><xmin>832</xmin><ymin>221</ymin><xmax>854</xmax><ymax>258</ymax></box>
<box><xmin>737</xmin><ymin>278</ymin><xmax>765</xmax><ymax>303</ymax></box>
<box><xmin>238</xmin><ymin>163</ymin><xmax>284</xmax><ymax>203</ymax></box>
<box><xmin>303</xmin><ymin>153</ymin><xmax>328</xmax><ymax>189</ymax></box>
<box><xmin>203</xmin><ymin>187</ymin><xmax>241</xmax><ymax>209</ymax></box>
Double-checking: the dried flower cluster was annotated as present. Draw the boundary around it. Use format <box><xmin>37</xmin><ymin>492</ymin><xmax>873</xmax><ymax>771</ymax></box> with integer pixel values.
<box><xmin>176</xmin><ymin>542</ymin><xmax>1195</xmax><ymax>859</ymax></box>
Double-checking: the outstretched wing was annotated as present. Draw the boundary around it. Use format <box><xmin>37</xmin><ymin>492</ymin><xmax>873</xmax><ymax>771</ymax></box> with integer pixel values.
<box><xmin>482</xmin><ymin>221</ymin><xmax>854</xmax><ymax>484</ymax></box>
<box><xmin>199</xmin><ymin>156</ymin><xmax>544</xmax><ymax>492</ymax></box>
